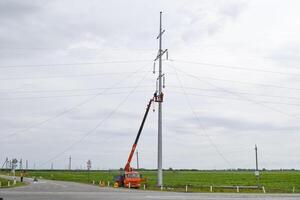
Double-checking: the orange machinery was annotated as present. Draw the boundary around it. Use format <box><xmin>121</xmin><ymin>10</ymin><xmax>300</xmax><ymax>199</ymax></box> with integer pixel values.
<box><xmin>114</xmin><ymin>93</ymin><xmax>164</xmax><ymax>188</ymax></box>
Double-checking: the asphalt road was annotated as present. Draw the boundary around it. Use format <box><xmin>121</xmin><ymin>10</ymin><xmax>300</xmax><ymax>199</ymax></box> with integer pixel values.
<box><xmin>0</xmin><ymin>176</ymin><xmax>300</xmax><ymax>200</ymax></box>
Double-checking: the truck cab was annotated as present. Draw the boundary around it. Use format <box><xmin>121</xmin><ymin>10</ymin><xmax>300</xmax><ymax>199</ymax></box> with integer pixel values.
<box><xmin>124</xmin><ymin>171</ymin><xmax>141</xmax><ymax>188</ymax></box>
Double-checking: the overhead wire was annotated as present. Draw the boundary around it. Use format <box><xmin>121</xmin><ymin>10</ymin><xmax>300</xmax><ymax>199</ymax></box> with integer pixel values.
<box><xmin>4</xmin><ymin>84</ymin><xmax>300</xmax><ymax>103</ymax></box>
<box><xmin>0</xmin><ymin>59</ymin><xmax>152</xmax><ymax>69</ymax></box>
<box><xmin>0</xmin><ymin>85</ymin><xmax>153</xmax><ymax>94</ymax></box>
<box><xmin>0</xmin><ymin>71</ymin><xmax>150</xmax><ymax>81</ymax></box>
<box><xmin>0</xmin><ymin>47</ymin><xmax>154</xmax><ymax>52</ymax></box>
<box><xmin>0</xmin><ymin>64</ymin><xmax>151</xmax><ymax>140</ymax></box>
<box><xmin>165</xmin><ymin>61</ymin><xmax>300</xmax><ymax>92</ymax></box>
<box><xmin>170</xmin><ymin>62</ymin><xmax>234</xmax><ymax>169</ymax></box>
<box><xmin>0</xmin><ymin>90</ymin><xmax>153</xmax><ymax>101</ymax></box>
<box><xmin>168</xmin><ymin>85</ymin><xmax>300</xmax><ymax>101</ymax></box>
<box><xmin>38</xmin><ymin>64</ymin><xmax>154</xmax><ymax>168</ymax></box>
<box><xmin>171</xmin><ymin>59</ymin><xmax>300</xmax><ymax>77</ymax></box>
<box><xmin>168</xmin><ymin>61</ymin><xmax>300</xmax><ymax>119</ymax></box>
<box><xmin>168</xmin><ymin>90</ymin><xmax>300</xmax><ymax>107</ymax></box>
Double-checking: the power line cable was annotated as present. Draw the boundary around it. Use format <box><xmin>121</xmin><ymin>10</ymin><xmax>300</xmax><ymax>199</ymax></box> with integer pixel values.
<box><xmin>0</xmin><ymin>85</ymin><xmax>153</xmax><ymax>94</ymax></box>
<box><xmin>0</xmin><ymin>71</ymin><xmax>150</xmax><ymax>81</ymax></box>
<box><xmin>171</xmin><ymin>64</ymin><xmax>234</xmax><ymax>169</ymax></box>
<box><xmin>0</xmin><ymin>47</ymin><xmax>154</xmax><ymax>52</ymax></box>
<box><xmin>169</xmin><ymin>90</ymin><xmax>300</xmax><ymax>107</ymax></box>
<box><xmin>4</xmin><ymin>84</ymin><xmax>300</xmax><ymax>102</ymax></box>
<box><xmin>38</xmin><ymin>65</ymin><xmax>153</xmax><ymax>168</ymax></box>
<box><xmin>0</xmin><ymin>90</ymin><xmax>153</xmax><ymax>101</ymax></box>
<box><xmin>171</xmin><ymin>59</ymin><xmax>300</xmax><ymax>77</ymax></box>
<box><xmin>0</xmin><ymin>64</ymin><xmax>151</xmax><ymax>140</ymax></box>
<box><xmin>0</xmin><ymin>60</ymin><xmax>152</xmax><ymax>69</ymax></box>
<box><xmin>165</xmin><ymin>62</ymin><xmax>300</xmax><ymax>92</ymax></box>
<box><xmin>169</xmin><ymin>62</ymin><xmax>299</xmax><ymax>119</ymax></box>
<box><xmin>6</xmin><ymin>88</ymin><xmax>298</xmax><ymax>107</ymax></box>
<box><xmin>168</xmin><ymin>85</ymin><xmax>300</xmax><ymax>101</ymax></box>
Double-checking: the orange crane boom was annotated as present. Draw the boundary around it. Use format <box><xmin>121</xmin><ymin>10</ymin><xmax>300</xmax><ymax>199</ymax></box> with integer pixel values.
<box><xmin>124</xmin><ymin>98</ymin><xmax>154</xmax><ymax>172</ymax></box>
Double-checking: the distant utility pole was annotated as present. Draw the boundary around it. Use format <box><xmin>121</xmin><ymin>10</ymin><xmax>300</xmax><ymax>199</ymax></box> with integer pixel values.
<box><xmin>87</xmin><ymin>160</ymin><xmax>91</xmax><ymax>182</ymax></box>
<box><xmin>68</xmin><ymin>156</ymin><xmax>72</xmax><ymax>170</ymax></box>
<box><xmin>1</xmin><ymin>158</ymin><xmax>9</xmax><ymax>169</ymax></box>
<box><xmin>25</xmin><ymin>160</ymin><xmax>28</xmax><ymax>170</ymax></box>
<box><xmin>19</xmin><ymin>159</ymin><xmax>23</xmax><ymax>170</ymax></box>
<box><xmin>254</xmin><ymin>144</ymin><xmax>260</xmax><ymax>186</ymax></box>
<box><xmin>11</xmin><ymin>159</ymin><xmax>18</xmax><ymax>180</ymax></box>
<box><xmin>9</xmin><ymin>160</ymin><xmax>12</xmax><ymax>169</ymax></box>
<box><xmin>136</xmin><ymin>150</ymin><xmax>139</xmax><ymax>170</ymax></box>
<box><xmin>255</xmin><ymin>145</ymin><xmax>258</xmax><ymax>171</ymax></box>
<box><xmin>5</xmin><ymin>157</ymin><xmax>9</xmax><ymax>169</ymax></box>
<box><xmin>154</xmin><ymin>11</ymin><xmax>168</xmax><ymax>187</ymax></box>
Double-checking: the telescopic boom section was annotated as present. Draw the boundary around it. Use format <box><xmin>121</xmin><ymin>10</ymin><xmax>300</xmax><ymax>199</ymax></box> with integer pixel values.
<box><xmin>124</xmin><ymin>98</ymin><xmax>154</xmax><ymax>172</ymax></box>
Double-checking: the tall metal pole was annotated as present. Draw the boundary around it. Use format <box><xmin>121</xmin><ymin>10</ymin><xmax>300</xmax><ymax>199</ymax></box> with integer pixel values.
<box><xmin>5</xmin><ymin>157</ymin><xmax>8</xmax><ymax>169</ymax></box>
<box><xmin>157</xmin><ymin>11</ymin><xmax>163</xmax><ymax>187</ymax></box>
<box><xmin>68</xmin><ymin>156</ymin><xmax>72</xmax><ymax>170</ymax></box>
<box><xmin>19</xmin><ymin>159</ymin><xmax>23</xmax><ymax>170</ymax></box>
<box><xmin>136</xmin><ymin>150</ymin><xmax>139</xmax><ymax>170</ymax></box>
<box><xmin>255</xmin><ymin>144</ymin><xmax>260</xmax><ymax>186</ymax></box>
<box><xmin>154</xmin><ymin>11</ymin><xmax>167</xmax><ymax>187</ymax></box>
<box><xmin>255</xmin><ymin>145</ymin><xmax>258</xmax><ymax>171</ymax></box>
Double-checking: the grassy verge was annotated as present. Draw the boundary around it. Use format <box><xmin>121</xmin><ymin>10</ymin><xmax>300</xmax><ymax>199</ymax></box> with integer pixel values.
<box><xmin>0</xmin><ymin>177</ymin><xmax>25</xmax><ymax>188</ymax></box>
<box><xmin>7</xmin><ymin>170</ymin><xmax>299</xmax><ymax>193</ymax></box>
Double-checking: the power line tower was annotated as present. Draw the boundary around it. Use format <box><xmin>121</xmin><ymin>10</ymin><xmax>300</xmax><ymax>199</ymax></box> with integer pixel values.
<box><xmin>153</xmin><ymin>11</ymin><xmax>168</xmax><ymax>187</ymax></box>
<box><xmin>19</xmin><ymin>159</ymin><xmax>23</xmax><ymax>170</ymax></box>
<box><xmin>1</xmin><ymin>157</ymin><xmax>9</xmax><ymax>169</ymax></box>
<box><xmin>5</xmin><ymin>157</ymin><xmax>9</xmax><ymax>169</ymax></box>
<box><xmin>25</xmin><ymin>160</ymin><xmax>28</xmax><ymax>170</ymax></box>
<box><xmin>254</xmin><ymin>144</ymin><xmax>260</xmax><ymax>186</ymax></box>
<box><xmin>9</xmin><ymin>160</ymin><xmax>12</xmax><ymax>169</ymax></box>
<box><xmin>68</xmin><ymin>156</ymin><xmax>72</xmax><ymax>170</ymax></box>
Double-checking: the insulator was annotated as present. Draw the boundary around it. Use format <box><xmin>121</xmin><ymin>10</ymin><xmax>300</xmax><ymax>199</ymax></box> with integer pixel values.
<box><xmin>153</xmin><ymin>62</ymin><xmax>156</xmax><ymax>74</ymax></box>
<box><xmin>163</xmin><ymin>75</ymin><xmax>166</xmax><ymax>88</ymax></box>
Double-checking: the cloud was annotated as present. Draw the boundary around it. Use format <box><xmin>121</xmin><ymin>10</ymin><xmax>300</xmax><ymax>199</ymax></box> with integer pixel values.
<box><xmin>1</xmin><ymin>0</ymin><xmax>300</xmax><ymax>170</ymax></box>
<box><xmin>269</xmin><ymin>42</ymin><xmax>300</xmax><ymax>66</ymax></box>
<box><xmin>0</xmin><ymin>0</ymin><xmax>40</xmax><ymax>19</ymax></box>
<box><xmin>173</xmin><ymin>0</ymin><xmax>247</xmax><ymax>45</ymax></box>
<box><xmin>166</xmin><ymin>113</ymin><xmax>300</xmax><ymax>138</ymax></box>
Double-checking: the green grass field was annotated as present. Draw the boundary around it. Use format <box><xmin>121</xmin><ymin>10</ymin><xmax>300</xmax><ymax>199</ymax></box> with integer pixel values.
<box><xmin>0</xmin><ymin>177</ymin><xmax>25</xmax><ymax>188</ymax></box>
<box><xmin>7</xmin><ymin>170</ymin><xmax>300</xmax><ymax>193</ymax></box>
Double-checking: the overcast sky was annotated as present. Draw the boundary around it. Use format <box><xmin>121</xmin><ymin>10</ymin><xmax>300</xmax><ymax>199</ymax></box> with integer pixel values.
<box><xmin>1</xmin><ymin>0</ymin><xmax>300</xmax><ymax>170</ymax></box>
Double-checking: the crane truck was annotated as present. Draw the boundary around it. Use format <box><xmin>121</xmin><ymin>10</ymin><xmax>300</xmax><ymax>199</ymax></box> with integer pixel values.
<box><xmin>114</xmin><ymin>93</ymin><xmax>163</xmax><ymax>188</ymax></box>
